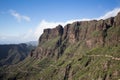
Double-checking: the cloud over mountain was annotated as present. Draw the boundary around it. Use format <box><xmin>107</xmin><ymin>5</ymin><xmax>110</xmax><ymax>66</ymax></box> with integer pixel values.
<box><xmin>34</xmin><ymin>7</ymin><xmax>120</xmax><ymax>40</ymax></box>
<box><xmin>98</xmin><ymin>8</ymin><xmax>120</xmax><ymax>19</ymax></box>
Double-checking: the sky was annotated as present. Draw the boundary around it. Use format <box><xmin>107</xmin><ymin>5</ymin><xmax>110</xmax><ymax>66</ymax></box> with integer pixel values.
<box><xmin>0</xmin><ymin>0</ymin><xmax>120</xmax><ymax>44</ymax></box>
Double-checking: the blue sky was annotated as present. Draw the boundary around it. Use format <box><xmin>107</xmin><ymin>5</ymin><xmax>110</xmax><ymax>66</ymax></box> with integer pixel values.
<box><xmin>0</xmin><ymin>0</ymin><xmax>120</xmax><ymax>44</ymax></box>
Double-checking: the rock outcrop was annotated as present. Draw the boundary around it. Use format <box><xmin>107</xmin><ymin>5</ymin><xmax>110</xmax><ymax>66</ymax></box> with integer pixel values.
<box><xmin>39</xmin><ymin>25</ymin><xmax>63</xmax><ymax>44</ymax></box>
<box><xmin>31</xmin><ymin>25</ymin><xmax>64</xmax><ymax>59</ymax></box>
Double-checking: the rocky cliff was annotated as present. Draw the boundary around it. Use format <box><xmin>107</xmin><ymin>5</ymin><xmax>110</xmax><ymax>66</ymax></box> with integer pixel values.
<box><xmin>1</xmin><ymin>12</ymin><xmax>120</xmax><ymax>80</ymax></box>
<box><xmin>31</xmin><ymin>12</ymin><xmax>120</xmax><ymax>60</ymax></box>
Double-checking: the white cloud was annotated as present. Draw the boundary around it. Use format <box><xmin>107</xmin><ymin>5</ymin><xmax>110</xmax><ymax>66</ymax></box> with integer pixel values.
<box><xmin>97</xmin><ymin>8</ymin><xmax>120</xmax><ymax>20</ymax></box>
<box><xmin>9</xmin><ymin>10</ymin><xmax>31</xmax><ymax>22</ymax></box>
<box><xmin>22</xmin><ymin>16</ymin><xmax>31</xmax><ymax>22</ymax></box>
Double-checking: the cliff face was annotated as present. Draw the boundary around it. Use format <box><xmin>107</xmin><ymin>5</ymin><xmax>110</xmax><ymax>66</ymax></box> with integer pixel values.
<box><xmin>31</xmin><ymin>12</ymin><xmax>120</xmax><ymax>59</ymax></box>
<box><xmin>30</xmin><ymin>25</ymin><xmax>64</xmax><ymax>59</ymax></box>
<box><xmin>39</xmin><ymin>25</ymin><xmax>63</xmax><ymax>43</ymax></box>
<box><xmin>1</xmin><ymin>12</ymin><xmax>120</xmax><ymax>80</ymax></box>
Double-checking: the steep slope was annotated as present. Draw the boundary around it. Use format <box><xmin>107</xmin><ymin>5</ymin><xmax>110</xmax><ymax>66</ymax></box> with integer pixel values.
<box><xmin>0</xmin><ymin>43</ymin><xmax>35</xmax><ymax>66</ymax></box>
<box><xmin>1</xmin><ymin>12</ymin><xmax>120</xmax><ymax>80</ymax></box>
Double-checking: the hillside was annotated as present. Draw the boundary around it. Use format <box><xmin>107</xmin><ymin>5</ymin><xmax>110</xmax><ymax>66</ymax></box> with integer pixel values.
<box><xmin>0</xmin><ymin>43</ymin><xmax>36</xmax><ymax>66</ymax></box>
<box><xmin>0</xmin><ymin>12</ymin><xmax>120</xmax><ymax>80</ymax></box>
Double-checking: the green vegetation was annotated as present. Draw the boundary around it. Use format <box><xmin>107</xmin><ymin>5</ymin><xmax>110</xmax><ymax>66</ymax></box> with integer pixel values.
<box><xmin>41</xmin><ymin>36</ymin><xmax>60</xmax><ymax>48</ymax></box>
<box><xmin>1</xmin><ymin>44</ymin><xmax>120</xmax><ymax>80</ymax></box>
<box><xmin>92</xmin><ymin>30</ymin><xmax>101</xmax><ymax>37</ymax></box>
<box><xmin>87</xmin><ymin>45</ymin><xmax>120</xmax><ymax>57</ymax></box>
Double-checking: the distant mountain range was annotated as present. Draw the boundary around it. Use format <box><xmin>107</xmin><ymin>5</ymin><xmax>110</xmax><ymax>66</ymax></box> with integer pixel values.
<box><xmin>0</xmin><ymin>42</ymin><xmax>37</xmax><ymax>66</ymax></box>
<box><xmin>25</xmin><ymin>41</ymin><xmax>38</xmax><ymax>46</ymax></box>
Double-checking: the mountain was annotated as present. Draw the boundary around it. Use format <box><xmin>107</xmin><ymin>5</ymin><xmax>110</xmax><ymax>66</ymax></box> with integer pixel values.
<box><xmin>0</xmin><ymin>12</ymin><xmax>120</xmax><ymax>80</ymax></box>
<box><xmin>25</xmin><ymin>41</ymin><xmax>38</xmax><ymax>47</ymax></box>
<box><xmin>0</xmin><ymin>43</ymin><xmax>36</xmax><ymax>66</ymax></box>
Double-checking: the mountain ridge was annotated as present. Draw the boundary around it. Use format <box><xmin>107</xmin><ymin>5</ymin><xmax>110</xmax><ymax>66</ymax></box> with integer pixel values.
<box><xmin>31</xmin><ymin>12</ymin><xmax>120</xmax><ymax>60</ymax></box>
<box><xmin>0</xmin><ymin>43</ymin><xmax>36</xmax><ymax>66</ymax></box>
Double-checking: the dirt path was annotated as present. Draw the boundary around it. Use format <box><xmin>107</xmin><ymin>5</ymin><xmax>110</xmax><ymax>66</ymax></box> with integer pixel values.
<box><xmin>87</xmin><ymin>54</ymin><xmax>120</xmax><ymax>61</ymax></box>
